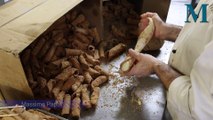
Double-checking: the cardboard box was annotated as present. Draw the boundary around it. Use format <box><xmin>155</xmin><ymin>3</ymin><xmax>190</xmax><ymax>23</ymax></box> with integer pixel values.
<box><xmin>0</xmin><ymin>0</ymin><xmax>169</xmax><ymax>101</ymax></box>
<box><xmin>0</xmin><ymin>0</ymin><xmax>102</xmax><ymax>100</ymax></box>
<box><xmin>0</xmin><ymin>90</ymin><xmax>4</xmax><ymax>101</ymax></box>
<box><xmin>0</xmin><ymin>90</ymin><xmax>5</xmax><ymax>107</ymax></box>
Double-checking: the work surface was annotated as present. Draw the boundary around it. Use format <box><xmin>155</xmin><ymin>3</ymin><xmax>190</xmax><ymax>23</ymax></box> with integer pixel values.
<box><xmin>79</xmin><ymin>41</ymin><xmax>174</xmax><ymax>120</ymax></box>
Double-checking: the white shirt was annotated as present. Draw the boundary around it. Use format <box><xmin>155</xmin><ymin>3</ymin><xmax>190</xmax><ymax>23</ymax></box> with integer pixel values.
<box><xmin>168</xmin><ymin>0</ymin><xmax>213</xmax><ymax>119</ymax></box>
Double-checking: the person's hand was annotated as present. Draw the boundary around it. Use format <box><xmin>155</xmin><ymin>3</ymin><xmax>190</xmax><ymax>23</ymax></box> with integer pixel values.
<box><xmin>125</xmin><ymin>49</ymin><xmax>160</xmax><ymax>77</ymax></box>
<box><xmin>139</xmin><ymin>12</ymin><xmax>168</xmax><ymax>40</ymax></box>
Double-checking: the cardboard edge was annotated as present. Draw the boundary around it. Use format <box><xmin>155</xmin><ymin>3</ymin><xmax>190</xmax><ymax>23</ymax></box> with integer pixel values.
<box><xmin>0</xmin><ymin>89</ymin><xmax>5</xmax><ymax>107</ymax></box>
<box><xmin>0</xmin><ymin>0</ymin><xmax>83</xmax><ymax>54</ymax></box>
<box><xmin>0</xmin><ymin>49</ymin><xmax>33</xmax><ymax>100</ymax></box>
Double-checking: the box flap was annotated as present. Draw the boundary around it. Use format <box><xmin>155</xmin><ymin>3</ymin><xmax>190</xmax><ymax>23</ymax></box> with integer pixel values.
<box><xmin>0</xmin><ymin>50</ymin><xmax>33</xmax><ymax>100</ymax></box>
<box><xmin>0</xmin><ymin>0</ymin><xmax>47</xmax><ymax>27</ymax></box>
<box><xmin>0</xmin><ymin>0</ymin><xmax>82</xmax><ymax>56</ymax></box>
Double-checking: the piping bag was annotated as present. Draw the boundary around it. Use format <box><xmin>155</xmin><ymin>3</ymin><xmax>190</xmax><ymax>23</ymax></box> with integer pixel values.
<box><xmin>120</xmin><ymin>18</ymin><xmax>155</xmax><ymax>74</ymax></box>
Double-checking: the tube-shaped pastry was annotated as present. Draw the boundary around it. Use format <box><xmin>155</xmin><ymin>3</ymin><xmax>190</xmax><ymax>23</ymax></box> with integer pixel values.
<box><xmin>84</xmin><ymin>53</ymin><xmax>100</xmax><ymax>65</ymax></box>
<box><xmin>51</xmin><ymin>55</ymin><xmax>58</xmax><ymax>62</ymax></box>
<box><xmin>2</xmin><ymin>109</ymin><xmax>23</xmax><ymax>120</ymax></box>
<box><xmin>30</xmin><ymin>64</ymin><xmax>39</xmax><ymax>82</ymax></box>
<box><xmin>25</xmin><ymin>65</ymin><xmax>37</xmax><ymax>89</ymax></box>
<box><xmin>91</xmin><ymin>87</ymin><xmax>100</xmax><ymax>106</ymax></box>
<box><xmin>91</xmin><ymin>76</ymin><xmax>108</xmax><ymax>88</ymax></box>
<box><xmin>111</xmin><ymin>25</ymin><xmax>125</xmax><ymax>38</ymax></box>
<box><xmin>21</xmin><ymin>49</ymin><xmax>31</xmax><ymax>66</ymax></box>
<box><xmin>72</xmin><ymin>81</ymin><xmax>81</xmax><ymax>92</ymax></box>
<box><xmin>61</xmin><ymin>61</ymin><xmax>71</xmax><ymax>69</ymax></box>
<box><xmin>83</xmin><ymin>72</ymin><xmax>93</xmax><ymax>84</ymax></box>
<box><xmin>79</xmin><ymin>20</ymin><xmax>90</xmax><ymax>28</ymax></box>
<box><xmin>37</xmin><ymin>40</ymin><xmax>51</xmax><ymax>59</ymax></box>
<box><xmin>31</xmin><ymin>55</ymin><xmax>40</xmax><ymax>69</ymax></box>
<box><xmin>90</xmin><ymin>27</ymin><xmax>100</xmax><ymax>45</ymax></box>
<box><xmin>72</xmin><ymin>85</ymin><xmax>83</xmax><ymax>98</ymax></box>
<box><xmin>72</xmin><ymin>14</ymin><xmax>85</xmax><ymax>26</ymax></box>
<box><xmin>75</xmin><ymin>32</ymin><xmax>90</xmax><ymax>44</ymax></box>
<box><xmin>69</xmin><ymin>11</ymin><xmax>77</xmax><ymax>21</ymax></box>
<box><xmin>61</xmin><ymin>76</ymin><xmax>76</xmax><ymax>91</ymax></box>
<box><xmin>54</xmin><ymin>46</ymin><xmax>66</xmax><ymax>58</ymax></box>
<box><xmin>52</xmin><ymin>57</ymin><xmax>68</xmax><ymax>67</ymax></box>
<box><xmin>53</xmin><ymin>32</ymin><xmax>64</xmax><ymax>42</ymax></box>
<box><xmin>55</xmin><ymin>38</ymin><xmax>67</xmax><ymax>46</ymax></box>
<box><xmin>54</xmin><ymin>23</ymin><xmax>68</xmax><ymax>30</ymax></box>
<box><xmin>55</xmin><ymin>66</ymin><xmax>79</xmax><ymax>81</ymax></box>
<box><xmin>107</xmin><ymin>43</ymin><xmax>126</xmax><ymax>61</ymax></box>
<box><xmin>65</xmin><ymin>48</ymin><xmax>83</xmax><ymax>56</ymax></box>
<box><xmin>43</xmin><ymin>44</ymin><xmax>57</xmax><ymax>63</ymax></box>
<box><xmin>94</xmin><ymin>49</ymin><xmax>100</xmax><ymax>60</ymax></box>
<box><xmin>13</xmin><ymin>109</ymin><xmax>40</xmax><ymax>120</ymax></box>
<box><xmin>71</xmin><ymin>39</ymin><xmax>88</xmax><ymax>50</ymax></box>
<box><xmin>61</xmin><ymin>94</ymin><xmax>71</xmax><ymax>116</ymax></box>
<box><xmin>32</xmin><ymin>38</ymin><xmax>46</xmax><ymax>56</ymax></box>
<box><xmin>99</xmin><ymin>42</ymin><xmax>105</xmax><ymax>59</ymax></box>
<box><xmin>75</xmin><ymin>75</ymin><xmax>85</xmax><ymax>83</ymax></box>
<box><xmin>52</xmin><ymin>81</ymin><xmax>64</xmax><ymax>98</ymax></box>
<box><xmin>47</xmin><ymin>79</ymin><xmax>56</xmax><ymax>93</ymax></box>
<box><xmin>87</xmin><ymin>67</ymin><xmax>100</xmax><ymax>77</ymax></box>
<box><xmin>71</xmin><ymin>97</ymin><xmax>81</xmax><ymax>118</ymax></box>
<box><xmin>74</xmin><ymin>27</ymin><xmax>89</xmax><ymax>35</ymax></box>
<box><xmin>88</xmin><ymin>45</ymin><xmax>95</xmax><ymax>55</ymax></box>
<box><xmin>68</xmin><ymin>57</ymin><xmax>81</xmax><ymax>69</ymax></box>
<box><xmin>79</xmin><ymin>54</ymin><xmax>89</xmax><ymax>69</ymax></box>
<box><xmin>37</xmin><ymin>76</ymin><xmax>47</xmax><ymax>89</ymax></box>
<box><xmin>55</xmin><ymin>91</ymin><xmax>65</xmax><ymax>107</ymax></box>
<box><xmin>1</xmin><ymin>116</ymin><xmax>16</xmax><ymax>120</ymax></box>
<box><xmin>81</xmin><ymin>84</ymin><xmax>91</xmax><ymax>109</ymax></box>
<box><xmin>94</xmin><ymin>65</ymin><xmax>110</xmax><ymax>77</ymax></box>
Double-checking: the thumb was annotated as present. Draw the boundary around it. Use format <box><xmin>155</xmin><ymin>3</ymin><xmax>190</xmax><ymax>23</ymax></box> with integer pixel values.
<box><xmin>128</xmin><ymin>49</ymin><xmax>140</xmax><ymax>60</ymax></box>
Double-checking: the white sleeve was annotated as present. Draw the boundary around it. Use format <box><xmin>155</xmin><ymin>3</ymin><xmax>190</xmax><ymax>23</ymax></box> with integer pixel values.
<box><xmin>167</xmin><ymin>41</ymin><xmax>213</xmax><ymax>120</ymax></box>
<box><xmin>167</xmin><ymin>76</ymin><xmax>193</xmax><ymax>120</ymax></box>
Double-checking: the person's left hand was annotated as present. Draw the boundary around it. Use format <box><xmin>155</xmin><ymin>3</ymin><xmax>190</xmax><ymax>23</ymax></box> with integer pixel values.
<box><xmin>124</xmin><ymin>49</ymin><xmax>160</xmax><ymax>77</ymax></box>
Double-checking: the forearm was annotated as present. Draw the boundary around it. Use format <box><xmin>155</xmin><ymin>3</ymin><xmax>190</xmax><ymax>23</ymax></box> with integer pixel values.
<box><xmin>162</xmin><ymin>24</ymin><xmax>182</xmax><ymax>42</ymax></box>
<box><xmin>153</xmin><ymin>62</ymin><xmax>181</xmax><ymax>90</ymax></box>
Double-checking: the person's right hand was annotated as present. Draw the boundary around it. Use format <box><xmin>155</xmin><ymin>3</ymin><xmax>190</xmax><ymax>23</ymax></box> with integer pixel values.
<box><xmin>139</xmin><ymin>12</ymin><xmax>168</xmax><ymax>40</ymax></box>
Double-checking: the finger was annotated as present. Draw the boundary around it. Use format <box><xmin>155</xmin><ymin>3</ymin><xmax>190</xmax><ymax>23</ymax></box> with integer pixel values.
<box><xmin>140</xmin><ymin>12</ymin><xmax>155</xmax><ymax>18</ymax></box>
<box><xmin>125</xmin><ymin>71</ymin><xmax>134</xmax><ymax>76</ymax></box>
<box><xmin>128</xmin><ymin>49</ymin><xmax>140</xmax><ymax>60</ymax></box>
<box><xmin>125</xmin><ymin>65</ymin><xmax>138</xmax><ymax>76</ymax></box>
<box><xmin>140</xmin><ymin>18</ymin><xmax>149</xmax><ymax>23</ymax></box>
<box><xmin>125</xmin><ymin>65</ymin><xmax>137</xmax><ymax>76</ymax></box>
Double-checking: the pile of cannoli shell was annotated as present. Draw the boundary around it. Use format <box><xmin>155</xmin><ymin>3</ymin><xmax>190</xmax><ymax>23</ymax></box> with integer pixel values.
<box><xmin>103</xmin><ymin>0</ymin><xmax>164</xmax><ymax>51</ymax></box>
<box><xmin>21</xmin><ymin>10</ymin><xmax>126</xmax><ymax>119</ymax></box>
